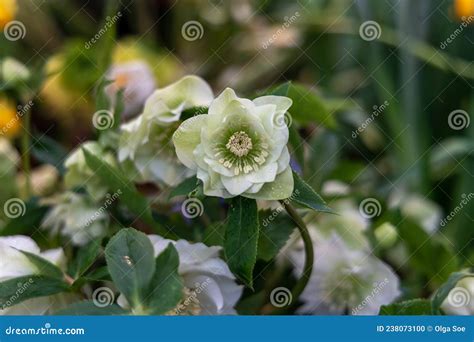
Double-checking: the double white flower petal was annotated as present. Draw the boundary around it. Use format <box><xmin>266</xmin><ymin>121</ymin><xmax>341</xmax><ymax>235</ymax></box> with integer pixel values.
<box><xmin>0</xmin><ymin>236</ymin><xmax>67</xmax><ymax>315</ymax></box>
<box><xmin>118</xmin><ymin>235</ymin><xmax>243</xmax><ymax>315</ymax></box>
<box><xmin>118</xmin><ymin>75</ymin><xmax>214</xmax><ymax>186</ymax></box>
<box><xmin>173</xmin><ymin>88</ymin><xmax>294</xmax><ymax>199</ymax></box>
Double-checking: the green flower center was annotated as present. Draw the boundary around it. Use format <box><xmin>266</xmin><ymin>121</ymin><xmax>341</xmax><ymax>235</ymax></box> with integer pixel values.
<box><xmin>226</xmin><ymin>131</ymin><xmax>253</xmax><ymax>157</ymax></box>
<box><xmin>214</xmin><ymin>129</ymin><xmax>269</xmax><ymax>176</ymax></box>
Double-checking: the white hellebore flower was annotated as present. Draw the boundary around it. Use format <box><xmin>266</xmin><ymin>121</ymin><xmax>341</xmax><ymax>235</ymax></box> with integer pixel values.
<box><xmin>173</xmin><ymin>88</ymin><xmax>294</xmax><ymax>199</ymax></box>
<box><xmin>118</xmin><ymin>235</ymin><xmax>243</xmax><ymax>315</ymax></box>
<box><xmin>306</xmin><ymin>199</ymin><xmax>369</xmax><ymax>250</ymax></box>
<box><xmin>41</xmin><ymin>192</ymin><xmax>109</xmax><ymax>246</ymax></box>
<box><xmin>105</xmin><ymin>60</ymin><xmax>156</xmax><ymax>119</ymax></box>
<box><xmin>64</xmin><ymin>141</ymin><xmax>116</xmax><ymax>200</ymax></box>
<box><xmin>286</xmin><ymin>233</ymin><xmax>400</xmax><ymax>315</ymax></box>
<box><xmin>118</xmin><ymin>75</ymin><xmax>214</xmax><ymax>186</ymax></box>
<box><xmin>1</xmin><ymin>57</ymin><xmax>30</xmax><ymax>84</ymax></box>
<box><xmin>0</xmin><ymin>236</ymin><xmax>66</xmax><ymax>315</ymax></box>
<box><xmin>441</xmin><ymin>277</ymin><xmax>474</xmax><ymax>315</ymax></box>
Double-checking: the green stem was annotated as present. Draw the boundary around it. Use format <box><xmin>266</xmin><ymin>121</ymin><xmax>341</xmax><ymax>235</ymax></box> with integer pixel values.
<box><xmin>275</xmin><ymin>200</ymin><xmax>314</xmax><ymax>313</ymax></box>
<box><xmin>20</xmin><ymin>108</ymin><xmax>32</xmax><ymax>198</ymax></box>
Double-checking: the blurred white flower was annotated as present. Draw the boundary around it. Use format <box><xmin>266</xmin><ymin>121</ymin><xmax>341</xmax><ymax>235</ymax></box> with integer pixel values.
<box><xmin>41</xmin><ymin>192</ymin><xmax>109</xmax><ymax>246</ymax></box>
<box><xmin>390</xmin><ymin>192</ymin><xmax>442</xmax><ymax>234</ymax></box>
<box><xmin>118</xmin><ymin>235</ymin><xmax>243</xmax><ymax>315</ymax></box>
<box><xmin>105</xmin><ymin>61</ymin><xmax>156</xmax><ymax>119</ymax></box>
<box><xmin>1</xmin><ymin>57</ymin><xmax>30</xmax><ymax>84</ymax></box>
<box><xmin>285</xmin><ymin>232</ymin><xmax>400</xmax><ymax>315</ymax></box>
<box><xmin>173</xmin><ymin>88</ymin><xmax>294</xmax><ymax>199</ymax></box>
<box><xmin>64</xmin><ymin>141</ymin><xmax>116</xmax><ymax>200</ymax></box>
<box><xmin>306</xmin><ymin>199</ymin><xmax>369</xmax><ymax>250</ymax></box>
<box><xmin>118</xmin><ymin>75</ymin><xmax>213</xmax><ymax>187</ymax></box>
<box><xmin>442</xmin><ymin>277</ymin><xmax>474</xmax><ymax>315</ymax></box>
<box><xmin>0</xmin><ymin>235</ymin><xmax>66</xmax><ymax>315</ymax></box>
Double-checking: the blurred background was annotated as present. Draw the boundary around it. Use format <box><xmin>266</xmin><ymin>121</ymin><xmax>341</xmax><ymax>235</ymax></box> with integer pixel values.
<box><xmin>0</xmin><ymin>0</ymin><xmax>473</xmax><ymax>305</ymax></box>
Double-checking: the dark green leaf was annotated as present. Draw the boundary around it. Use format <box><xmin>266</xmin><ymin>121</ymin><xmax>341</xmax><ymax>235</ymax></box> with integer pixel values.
<box><xmin>0</xmin><ymin>276</ymin><xmax>69</xmax><ymax>309</ymax></box>
<box><xmin>55</xmin><ymin>301</ymin><xmax>129</xmax><ymax>315</ymax></box>
<box><xmin>82</xmin><ymin>148</ymin><xmax>169</xmax><ymax>237</ymax></box>
<box><xmin>380</xmin><ymin>299</ymin><xmax>434</xmax><ymax>315</ymax></box>
<box><xmin>291</xmin><ymin>172</ymin><xmax>334</xmax><ymax>213</ymax></box>
<box><xmin>18</xmin><ymin>251</ymin><xmax>64</xmax><ymax>279</ymax></box>
<box><xmin>203</xmin><ymin>221</ymin><xmax>226</xmax><ymax>247</ymax></box>
<box><xmin>147</xmin><ymin>244</ymin><xmax>183</xmax><ymax>315</ymax></box>
<box><xmin>224</xmin><ymin>197</ymin><xmax>259</xmax><ymax>288</ymax></box>
<box><xmin>169</xmin><ymin>176</ymin><xmax>200</xmax><ymax>199</ymax></box>
<box><xmin>288</xmin><ymin>125</ymin><xmax>305</xmax><ymax>171</ymax></box>
<box><xmin>431</xmin><ymin>272</ymin><xmax>474</xmax><ymax>311</ymax></box>
<box><xmin>68</xmin><ymin>240</ymin><xmax>102</xmax><ymax>280</ymax></box>
<box><xmin>397</xmin><ymin>219</ymin><xmax>457</xmax><ymax>285</ymax></box>
<box><xmin>0</xmin><ymin>199</ymin><xmax>48</xmax><ymax>236</ymax></box>
<box><xmin>258</xmin><ymin>210</ymin><xmax>296</xmax><ymax>261</ymax></box>
<box><xmin>270</xmin><ymin>82</ymin><xmax>335</xmax><ymax>129</ymax></box>
<box><xmin>105</xmin><ymin>228</ymin><xmax>155</xmax><ymax>308</ymax></box>
<box><xmin>31</xmin><ymin>135</ymin><xmax>68</xmax><ymax>174</ymax></box>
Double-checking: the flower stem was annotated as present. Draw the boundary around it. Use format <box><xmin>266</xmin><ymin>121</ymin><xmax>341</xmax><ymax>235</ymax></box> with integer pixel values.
<box><xmin>278</xmin><ymin>200</ymin><xmax>314</xmax><ymax>310</ymax></box>
<box><xmin>21</xmin><ymin>108</ymin><xmax>32</xmax><ymax>198</ymax></box>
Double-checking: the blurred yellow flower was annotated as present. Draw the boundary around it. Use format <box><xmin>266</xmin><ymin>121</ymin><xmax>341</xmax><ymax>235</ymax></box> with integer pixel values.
<box><xmin>454</xmin><ymin>0</ymin><xmax>474</xmax><ymax>21</ymax></box>
<box><xmin>0</xmin><ymin>97</ymin><xmax>21</xmax><ymax>139</ymax></box>
<box><xmin>0</xmin><ymin>0</ymin><xmax>17</xmax><ymax>29</ymax></box>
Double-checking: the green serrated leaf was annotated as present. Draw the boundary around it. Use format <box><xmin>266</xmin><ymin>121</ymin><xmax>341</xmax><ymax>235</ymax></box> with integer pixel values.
<box><xmin>68</xmin><ymin>240</ymin><xmax>102</xmax><ymax>280</ymax></box>
<box><xmin>18</xmin><ymin>250</ymin><xmax>64</xmax><ymax>279</ymax></box>
<box><xmin>0</xmin><ymin>276</ymin><xmax>69</xmax><ymax>309</ymax></box>
<box><xmin>379</xmin><ymin>299</ymin><xmax>434</xmax><ymax>315</ymax></box>
<box><xmin>431</xmin><ymin>272</ymin><xmax>474</xmax><ymax>311</ymax></box>
<box><xmin>224</xmin><ymin>197</ymin><xmax>259</xmax><ymax>288</ymax></box>
<box><xmin>55</xmin><ymin>301</ymin><xmax>129</xmax><ymax>315</ymax></box>
<box><xmin>105</xmin><ymin>228</ymin><xmax>155</xmax><ymax>309</ymax></box>
<box><xmin>147</xmin><ymin>244</ymin><xmax>183</xmax><ymax>315</ymax></box>
<box><xmin>82</xmin><ymin>148</ymin><xmax>169</xmax><ymax>237</ymax></box>
<box><xmin>258</xmin><ymin>210</ymin><xmax>296</xmax><ymax>261</ymax></box>
<box><xmin>291</xmin><ymin>172</ymin><xmax>334</xmax><ymax>213</ymax></box>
